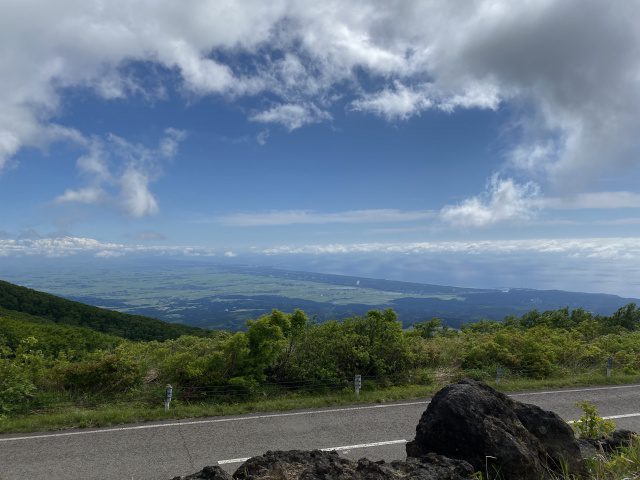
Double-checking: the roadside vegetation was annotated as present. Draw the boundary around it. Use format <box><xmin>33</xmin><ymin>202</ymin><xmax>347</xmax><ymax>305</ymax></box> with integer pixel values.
<box><xmin>2</xmin><ymin>280</ymin><xmax>640</xmax><ymax>433</ymax></box>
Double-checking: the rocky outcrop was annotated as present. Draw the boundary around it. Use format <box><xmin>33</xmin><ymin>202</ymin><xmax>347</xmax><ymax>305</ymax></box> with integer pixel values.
<box><xmin>233</xmin><ymin>450</ymin><xmax>475</xmax><ymax>480</ymax></box>
<box><xmin>406</xmin><ymin>379</ymin><xmax>584</xmax><ymax>479</ymax></box>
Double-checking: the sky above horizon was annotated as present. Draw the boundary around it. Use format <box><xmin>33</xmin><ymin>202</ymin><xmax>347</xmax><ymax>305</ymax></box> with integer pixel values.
<box><xmin>1</xmin><ymin>1</ymin><xmax>640</xmax><ymax>296</ymax></box>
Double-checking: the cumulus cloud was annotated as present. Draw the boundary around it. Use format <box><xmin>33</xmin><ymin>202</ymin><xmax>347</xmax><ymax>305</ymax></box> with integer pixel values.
<box><xmin>351</xmin><ymin>82</ymin><xmax>500</xmax><ymax>120</ymax></box>
<box><xmin>0</xmin><ymin>0</ymin><xmax>639</xmax><ymax>198</ymax></box>
<box><xmin>440</xmin><ymin>176</ymin><xmax>540</xmax><ymax>227</ymax></box>
<box><xmin>218</xmin><ymin>209</ymin><xmax>435</xmax><ymax>226</ymax></box>
<box><xmin>55</xmin><ymin>129</ymin><xmax>184</xmax><ymax>217</ymax></box>
<box><xmin>250</xmin><ymin>103</ymin><xmax>331</xmax><ymax>131</ymax></box>
<box><xmin>351</xmin><ymin>83</ymin><xmax>434</xmax><ymax>120</ymax></box>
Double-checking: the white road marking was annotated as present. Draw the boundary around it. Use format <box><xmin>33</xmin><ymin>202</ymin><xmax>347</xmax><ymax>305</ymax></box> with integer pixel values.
<box><xmin>510</xmin><ymin>384</ymin><xmax>640</xmax><ymax>397</ymax></box>
<box><xmin>0</xmin><ymin>402</ymin><xmax>427</xmax><ymax>443</ymax></box>
<box><xmin>217</xmin><ymin>439</ymin><xmax>408</xmax><ymax>465</ymax></box>
<box><xmin>2</xmin><ymin>383</ymin><xmax>640</xmax><ymax>443</ymax></box>
<box><xmin>560</xmin><ymin>413</ymin><xmax>640</xmax><ymax>425</ymax></box>
<box><xmin>602</xmin><ymin>412</ymin><xmax>640</xmax><ymax>420</ymax></box>
<box><xmin>218</xmin><ymin>457</ymin><xmax>250</xmax><ymax>465</ymax></box>
<box><xmin>322</xmin><ymin>439</ymin><xmax>407</xmax><ymax>452</ymax></box>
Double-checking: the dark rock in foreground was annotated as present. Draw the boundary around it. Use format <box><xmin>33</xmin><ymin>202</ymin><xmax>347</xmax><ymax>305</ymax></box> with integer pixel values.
<box><xmin>406</xmin><ymin>379</ymin><xmax>584</xmax><ymax>479</ymax></box>
<box><xmin>173</xmin><ymin>450</ymin><xmax>474</xmax><ymax>480</ymax></box>
<box><xmin>171</xmin><ymin>465</ymin><xmax>232</xmax><ymax>480</ymax></box>
<box><xmin>235</xmin><ymin>450</ymin><xmax>474</xmax><ymax>480</ymax></box>
<box><xmin>582</xmin><ymin>428</ymin><xmax>637</xmax><ymax>453</ymax></box>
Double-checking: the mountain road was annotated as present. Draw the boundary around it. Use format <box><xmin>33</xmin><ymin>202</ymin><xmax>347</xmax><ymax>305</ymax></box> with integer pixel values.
<box><xmin>1</xmin><ymin>383</ymin><xmax>640</xmax><ymax>480</ymax></box>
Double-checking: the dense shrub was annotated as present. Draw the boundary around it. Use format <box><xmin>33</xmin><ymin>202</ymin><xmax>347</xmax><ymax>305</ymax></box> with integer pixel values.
<box><xmin>0</xmin><ymin>358</ymin><xmax>36</xmax><ymax>413</ymax></box>
<box><xmin>58</xmin><ymin>349</ymin><xmax>143</xmax><ymax>394</ymax></box>
<box><xmin>4</xmin><ymin>304</ymin><xmax>640</xmax><ymax>412</ymax></box>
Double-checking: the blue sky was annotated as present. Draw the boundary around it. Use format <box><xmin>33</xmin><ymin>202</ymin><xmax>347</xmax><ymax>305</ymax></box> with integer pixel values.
<box><xmin>1</xmin><ymin>1</ymin><xmax>640</xmax><ymax>295</ymax></box>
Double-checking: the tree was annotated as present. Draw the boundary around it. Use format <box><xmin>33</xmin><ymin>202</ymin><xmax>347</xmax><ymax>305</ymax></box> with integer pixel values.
<box><xmin>413</xmin><ymin>318</ymin><xmax>443</xmax><ymax>338</ymax></box>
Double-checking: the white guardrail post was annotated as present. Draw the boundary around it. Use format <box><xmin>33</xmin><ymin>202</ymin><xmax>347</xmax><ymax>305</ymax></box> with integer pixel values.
<box><xmin>354</xmin><ymin>374</ymin><xmax>362</xmax><ymax>397</ymax></box>
<box><xmin>164</xmin><ymin>384</ymin><xmax>173</xmax><ymax>411</ymax></box>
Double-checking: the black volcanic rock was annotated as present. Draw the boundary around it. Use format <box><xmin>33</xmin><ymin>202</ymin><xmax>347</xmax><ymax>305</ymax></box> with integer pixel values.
<box><xmin>582</xmin><ymin>429</ymin><xmax>637</xmax><ymax>453</ymax></box>
<box><xmin>232</xmin><ymin>450</ymin><xmax>475</xmax><ymax>480</ymax></box>
<box><xmin>171</xmin><ymin>465</ymin><xmax>232</xmax><ymax>480</ymax></box>
<box><xmin>406</xmin><ymin>379</ymin><xmax>584</xmax><ymax>479</ymax></box>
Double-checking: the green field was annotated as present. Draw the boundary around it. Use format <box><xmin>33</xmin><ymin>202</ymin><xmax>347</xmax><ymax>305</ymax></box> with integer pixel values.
<box><xmin>3</xmin><ymin>262</ymin><xmax>636</xmax><ymax>330</ymax></box>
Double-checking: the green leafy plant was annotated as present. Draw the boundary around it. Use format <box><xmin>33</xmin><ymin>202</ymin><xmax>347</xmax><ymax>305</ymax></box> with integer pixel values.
<box><xmin>0</xmin><ymin>358</ymin><xmax>36</xmax><ymax>414</ymax></box>
<box><xmin>573</xmin><ymin>401</ymin><xmax>615</xmax><ymax>439</ymax></box>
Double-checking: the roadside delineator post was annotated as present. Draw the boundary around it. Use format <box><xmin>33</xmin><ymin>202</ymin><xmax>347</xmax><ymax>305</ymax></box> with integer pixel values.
<box><xmin>354</xmin><ymin>374</ymin><xmax>362</xmax><ymax>397</ymax></box>
<box><xmin>164</xmin><ymin>384</ymin><xmax>173</xmax><ymax>411</ymax></box>
<box><xmin>607</xmin><ymin>357</ymin><xmax>613</xmax><ymax>378</ymax></box>
<box><xmin>496</xmin><ymin>366</ymin><xmax>504</xmax><ymax>385</ymax></box>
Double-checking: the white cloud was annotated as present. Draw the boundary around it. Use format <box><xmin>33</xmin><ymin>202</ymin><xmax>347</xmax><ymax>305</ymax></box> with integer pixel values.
<box><xmin>55</xmin><ymin>186</ymin><xmax>105</xmax><ymax>205</ymax></box>
<box><xmin>256</xmin><ymin>130</ymin><xmax>270</xmax><ymax>146</ymax></box>
<box><xmin>0</xmin><ymin>0</ymin><xmax>638</xmax><ymax>195</ymax></box>
<box><xmin>351</xmin><ymin>82</ymin><xmax>500</xmax><ymax>120</ymax></box>
<box><xmin>158</xmin><ymin>128</ymin><xmax>187</xmax><ymax>158</ymax></box>
<box><xmin>250</xmin><ymin>103</ymin><xmax>331</xmax><ymax>131</ymax></box>
<box><xmin>260</xmin><ymin>237</ymin><xmax>640</xmax><ymax>261</ymax></box>
<box><xmin>0</xmin><ymin>236</ymin><xmax>217</xmax><ymax>258</ymax></box>
<box><xmin>440</xmin><ymin>176</ymin><xmax>539</xmax><ymax>227</ymax></box>
<box><xmin>55</xmin><ymin>129</ymin><xmax>184</xmax><ymax>217</ymax></box>
<box><xmin>218</xmin><ymin>209</ymin><xmax>435</xmax><ymax>226</ymax></box>
<box><xmin>119</xmin><ymin>167</ymin><xmax>159</xmax><ymax>217</ymax></box>
<box><xmin>3</xmin><ymin>235</ymin><xmax>639</xmax><ymax>265</ymax></box>
<box><xmin>95</xmin><ymin>250</ymin><xmax>125</xmax><ymax>258</ymax></box>
<box><xmin>351</xmin><ymin>83</ymin><xmax>433</xmax><ymax>120</ymax></box>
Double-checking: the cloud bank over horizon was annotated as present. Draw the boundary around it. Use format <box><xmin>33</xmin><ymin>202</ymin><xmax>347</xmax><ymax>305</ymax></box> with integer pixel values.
<box><xmin>0</xmin><ymin>234</ymin><xmax>639</xmax><ymax>297</ymax></box>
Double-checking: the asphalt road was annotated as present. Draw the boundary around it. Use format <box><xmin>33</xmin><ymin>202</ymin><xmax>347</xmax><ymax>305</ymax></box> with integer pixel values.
<box><xmin>2</xmin><ymin>384</ymin><xmax>640</xmax><ymax>480</ymax></box>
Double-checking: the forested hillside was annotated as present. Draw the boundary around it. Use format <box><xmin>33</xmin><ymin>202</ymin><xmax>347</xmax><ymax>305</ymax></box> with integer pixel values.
<box><xmin>0</xmin><ymin>308</ymin><xmax>122</xmax><ymax>356</ymax></box>
<box><xmin>0</xmin><ymin>280</ymin><xmax>207</xmax><ymax>341</ymax></box>
<box><xmin>2</xmin><ymin>280</ymin><xmax>640</xmax><ymax>424</ymax></box>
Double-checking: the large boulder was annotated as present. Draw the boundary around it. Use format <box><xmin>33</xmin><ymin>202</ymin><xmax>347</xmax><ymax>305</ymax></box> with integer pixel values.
<box><xmin>406</xmin><ymin>379</ymin><xmax>584</xmax><ymax>479</ymax></box>
<box><xmin>232</xmin><ymin>449</ymin><xmax>475</xmax><ymax>480</ymax></box>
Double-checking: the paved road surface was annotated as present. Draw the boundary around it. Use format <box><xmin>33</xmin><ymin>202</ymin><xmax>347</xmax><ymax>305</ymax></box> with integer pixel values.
<box><xmin>2</xmin><ymin>384</ymin><xmax>640</xmax><ymax>480</ymax></box>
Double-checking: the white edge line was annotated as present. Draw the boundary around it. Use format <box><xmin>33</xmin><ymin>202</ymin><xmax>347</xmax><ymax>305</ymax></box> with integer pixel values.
<box><xmin>218</xmin><ymin>457</ymin><xmax>250</xmax><ymax>465</ymax></box>
<box><xmin>0</xmin><ymin>402</ymin><xmax>427</xmax><ymax>443</ymax></box>
<box><xmin>217</xmin><ymin>439</ymin><xmax>407</xmax><ymax>465</ymax></box>
<box><xmin>509</xmin><ymin>383</ymin><xmax>640</xmax><ymax>397</ymax></box>
<box><xmin>3</xmin><ymin>383</ymin><xmax>640</xmax><ymax>443</ymax></box>
<box><xmin>603</xmin><ymin>412</ymin><xmax>640</xmax><ymax>420</ymax></box>
<box><xmin>321</xmin><ymin>438</ymin><xmax>407</xmax><ymax>452</ymax></box>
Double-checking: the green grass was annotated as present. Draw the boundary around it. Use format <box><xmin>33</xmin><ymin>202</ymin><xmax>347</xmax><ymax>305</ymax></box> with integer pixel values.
<box><xmin>2</xmin><ymin>373</ymin><xmax>639</xmax><ymax>434</ymax></box>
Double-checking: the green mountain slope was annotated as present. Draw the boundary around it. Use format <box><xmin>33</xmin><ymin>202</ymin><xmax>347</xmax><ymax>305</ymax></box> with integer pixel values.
<box><xmin>0</xmin><ymin>307</ymin><xmax>122</xmax><ymax>356</ymax></box>
<box><xmin>0</xmin><ymin>280</ymin><xmax>208</xmax><ymax>341</ymax></box>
